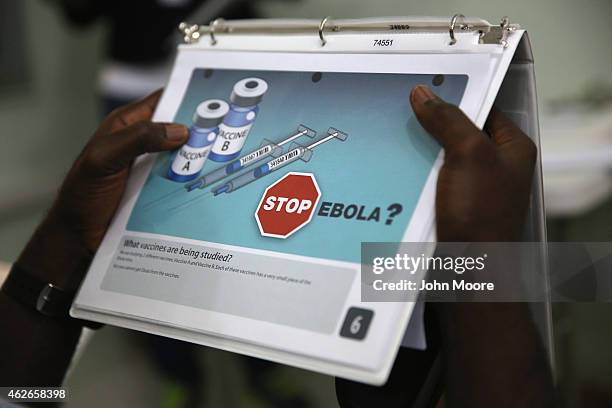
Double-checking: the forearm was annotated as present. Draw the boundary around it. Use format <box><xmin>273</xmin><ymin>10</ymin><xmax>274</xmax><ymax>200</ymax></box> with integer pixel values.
<box><xmin>0</xmin><ymin>92</ymin><xmax>180</xmax><ymax>386</ymax></box>
<box><xmin>433</xmin><ymin>302</ymin><xmax>555</xmax><ymax>408</ymax></box>
<box><xmin>432</xmin><ymin>234</ymin><xmax>554</xmax><ymax>406</ymax></box>
<box><xmin>0</xmin><ymin>215</ymin><xmax>91</xmax><ymax>386</ymax></box>
<box><xmin>0</xmin><ymin>292</ymin><xmax>82</xmax><ymax>386</ymax></box>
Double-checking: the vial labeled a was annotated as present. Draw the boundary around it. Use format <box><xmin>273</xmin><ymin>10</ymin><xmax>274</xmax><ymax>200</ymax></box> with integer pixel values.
<box><xmin>209</xmin><ymin>78</ymin><xmax>268</xmax><ymax>162</ymax></box>
<box><xmin>167</xmin><ymin>99</ymin><xmax>229</xmax><ymax>182</ymax></box>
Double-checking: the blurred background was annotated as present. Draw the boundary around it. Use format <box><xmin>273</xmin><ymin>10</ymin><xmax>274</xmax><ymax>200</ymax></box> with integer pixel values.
<box><xmin>1</xmin><ymin>1</ymin><xmax>612</xmax><ymax>407</ymax></box>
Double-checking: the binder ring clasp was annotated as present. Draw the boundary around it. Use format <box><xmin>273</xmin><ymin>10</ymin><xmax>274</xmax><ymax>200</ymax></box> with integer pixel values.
<box><xmin>319</xmin><ymin>16</ymin><xmax>332</xmax><ymax>47</ymax></box>
<box><xmin>449</xmin><ymin>14</ymin><xmax>465</xmax><ymax>45</ymax></box>
<box><xmin>499</xmin><ymin>16</ymin><xmax>510</xmax><ymax>48</ymax></box>
<box><xmin>178</xmin><ymin>22</ymin><xmax>201</xmax><ymax>44</ymax></box>
<box><xmin>209</xmin><ymin>18</ymin><xmax>224</xmax><ymax>46</ymax></box>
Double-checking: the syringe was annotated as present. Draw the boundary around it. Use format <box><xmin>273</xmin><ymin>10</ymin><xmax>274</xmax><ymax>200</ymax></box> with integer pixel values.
<box><xmin>185</xmin><ymin>125</ymin><xmax>316</xmax><ymax>192</ymax></box>
<box><xmin>212</xmin><ymin>128</ymin><xmax>348</xmax><ymax>196</ymax></box>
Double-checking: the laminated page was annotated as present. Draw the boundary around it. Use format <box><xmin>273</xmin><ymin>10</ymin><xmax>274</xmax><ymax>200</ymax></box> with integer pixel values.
<box><xmin>72</xmin><ymin>24</ymin><xmax>526</xmax><ymax>384</ymax></box>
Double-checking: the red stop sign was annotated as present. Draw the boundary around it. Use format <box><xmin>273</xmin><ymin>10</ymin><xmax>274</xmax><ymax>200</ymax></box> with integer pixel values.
<box><xmin>255</xmin><ymin>172</ymin><xmax>321</xmax><ymax>238</ymax></box>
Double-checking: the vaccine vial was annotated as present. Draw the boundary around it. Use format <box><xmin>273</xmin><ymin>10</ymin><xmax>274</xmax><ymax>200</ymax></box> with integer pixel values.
<box><xmin>167</xmin><ymin>99</ymin><xmax>229</xmax><ymax>182</ymax></box>
<box><xmin>209</xmin><ymin>78</ymin><xmax>268</xmax><ymax>162</ymax></box>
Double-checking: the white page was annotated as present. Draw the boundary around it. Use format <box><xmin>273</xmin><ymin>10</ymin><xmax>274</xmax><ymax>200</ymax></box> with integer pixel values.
<box><xmin>72</xmin><ymin>27</ymin><xmax>525</xmax><ymax>384</ymax></box>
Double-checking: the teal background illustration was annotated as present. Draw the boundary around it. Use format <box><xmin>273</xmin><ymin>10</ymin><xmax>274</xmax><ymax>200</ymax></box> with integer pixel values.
<box><xmin>127</xmin><ymin>69</ymin><xmax>467</xmax><ymax>263</ymax></box>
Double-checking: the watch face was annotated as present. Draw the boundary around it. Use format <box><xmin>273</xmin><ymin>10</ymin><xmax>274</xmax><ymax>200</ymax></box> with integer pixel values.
<box><xmin>3</xmin><ymin>269</ymin><xmax>68</xmax><ymax>317</ymax></box>
<box><xmin>36</xmin><ymin>284</ymin><xmax>55</xmax><ymax>315</ymax></box>
<box><xmin>36</xmin><ymin>283</ymin><xmax>72</xmax><ymax>317</ymax></box>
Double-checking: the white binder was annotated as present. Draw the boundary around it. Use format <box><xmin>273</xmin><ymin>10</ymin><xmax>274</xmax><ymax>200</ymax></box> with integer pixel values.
<box><xmin>72</xmin><ymin>15</ymin><xmax>551</xmax><ymax>385</ymax></box>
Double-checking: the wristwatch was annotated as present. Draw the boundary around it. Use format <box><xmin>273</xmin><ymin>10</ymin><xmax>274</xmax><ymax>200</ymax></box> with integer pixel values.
<box><xmin>1</xmin><ymin>264</ymin><xmax>102</xmax><ymax>329</ymax></box>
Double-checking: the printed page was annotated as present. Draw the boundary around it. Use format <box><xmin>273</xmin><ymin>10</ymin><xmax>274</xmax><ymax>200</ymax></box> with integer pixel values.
<box><xmin>72</xmin><ymin>32</ymin><xmax>523</xmax><ymax>384</ymax></box>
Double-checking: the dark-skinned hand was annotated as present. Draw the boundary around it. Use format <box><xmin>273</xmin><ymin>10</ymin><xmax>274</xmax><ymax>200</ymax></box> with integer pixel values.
<box><xmin>410</xmin><ymin>85</ymin><xmax>537</xmax><ymax>243</ymax></box>
<box><xmin>410</xmin><ymin>86</ymin><xmax>553</xmax><ymax>408</ymax></box>
<box><xmin>16</xmin><ymin>90</ymin><xmax>189</xmax><ymax>290</ymax></box>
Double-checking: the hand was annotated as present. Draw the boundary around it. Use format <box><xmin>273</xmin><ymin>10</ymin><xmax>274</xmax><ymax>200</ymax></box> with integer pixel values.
<box><xmin>410</xmin><ymin>85</ymin><xmax>537</xmax><ymax>242</ymax></box>
<box><xmin>17</xmin><ymin>91</ymin><xmax>189</xmax><ymax>290</ymax></box>
<box><xmin>410</xmin><ymin>87</ymin><xmax>554</xmax><ymax>407</ymax></box>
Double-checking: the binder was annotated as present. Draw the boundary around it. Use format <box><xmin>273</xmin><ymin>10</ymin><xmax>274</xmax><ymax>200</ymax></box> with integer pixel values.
<box><xmin>72</xmin><ymin>15</ymin><xmax>552</xmax><ymax>385</ymax></box>
<box><xmin>178</xmin><ymin>15</ymin><xmax>518</xmax><ymax>47</ymax></box>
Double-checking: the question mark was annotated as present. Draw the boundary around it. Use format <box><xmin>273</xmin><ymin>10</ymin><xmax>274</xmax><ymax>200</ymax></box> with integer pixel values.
<box><xmin>386</xmin><ymin>204</ymin><xmax>403</xmax><ymax>225</ymax></box>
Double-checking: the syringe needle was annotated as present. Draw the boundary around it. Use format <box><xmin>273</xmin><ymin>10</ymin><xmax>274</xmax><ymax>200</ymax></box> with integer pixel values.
<box><xmin>141</xmin><ymin>185</ymin><xmax>187</xmax><ymax>210</ymax></box>
<box><xmin>168</xmin><ymin>191</ymin><xmax>213</xmax><ymax>213</ymax></box>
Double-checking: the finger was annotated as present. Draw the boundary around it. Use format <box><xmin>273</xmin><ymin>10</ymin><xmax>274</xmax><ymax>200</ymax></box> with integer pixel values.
<box><xmin>410</xmin><ymin>85</ymin><xmax>490</xmax><ymax>154</ymax></box>
<box><xmin>484</xmin><ymin>107</ymin><xmax>532</xmax><ymax>147</ymax></box>
<box><xmin>105</xmin><ymin>90</ymin><xmax>164</xmax><ymax>133</ymax></box>
<box><xmin>86</xmin><ymin>121</ymin><xmax>188</xmax><ymax>174</ymax></box>
<box><xmin>485</xmin><ymin>108</ymin><xmax>537</xmax><ymax>178</ymax></box>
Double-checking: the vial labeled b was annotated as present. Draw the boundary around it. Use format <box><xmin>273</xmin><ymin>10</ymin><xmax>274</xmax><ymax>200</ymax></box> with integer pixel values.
<box><xmin>167</xmin><ymin>99</ymin><xmax>229</xmax><ymax>182</ymax></box>
<box><xmin>209</xmin><ymin>78</ymin><xmax>268</xmax><ymax>162</ymax></box>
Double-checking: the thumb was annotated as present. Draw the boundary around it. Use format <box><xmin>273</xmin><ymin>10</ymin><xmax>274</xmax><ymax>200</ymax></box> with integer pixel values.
<box><xmin>410</xmin><ymin>85</ymin><xmax>489</xmax><ymax>154</ymax></box>
<box><xmin>86</xmin><ymin>121</ymin><xmax>188</xmax><ymax>174</ymax></box>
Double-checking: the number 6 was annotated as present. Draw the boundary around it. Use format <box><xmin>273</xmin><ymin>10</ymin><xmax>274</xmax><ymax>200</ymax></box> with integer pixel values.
<box><xmin>350</xmin><ymin>315</ymin><xmax>363</xmax><ymax>334</ymax></box>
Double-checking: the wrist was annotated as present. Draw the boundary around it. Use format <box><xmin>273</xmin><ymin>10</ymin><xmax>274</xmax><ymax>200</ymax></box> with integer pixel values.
<box><xmin>431</xmin><ymin>301</ymin><xmax>531</xmax><ymax>338</ymax></box>
<box><xmin>438</xmin><ymin>229</ymin><xmax>521</xmax><ymax>243</ymax></box>
<box><xmin>16</xmin><ymin>214</ymin><xmax>93</xmax><ymax>291</ymax></box>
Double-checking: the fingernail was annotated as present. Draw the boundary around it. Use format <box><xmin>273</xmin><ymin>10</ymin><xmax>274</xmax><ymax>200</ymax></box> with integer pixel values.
<box><xmin>412</xmin><ymin>85</ymin><xmax>437</xmax><ymax>105</ymax></box>
<box><xmin>165</xmin><ymin>124</ymin><xmax>188</xmax><ymax>141</ymax></box>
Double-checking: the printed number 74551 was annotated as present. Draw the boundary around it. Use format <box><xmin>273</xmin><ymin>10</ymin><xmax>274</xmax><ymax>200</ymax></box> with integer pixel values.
<box><xmin>373</xmin><ymin>39</ymin><xmax>394</xmax><ymax>47</ymax></box>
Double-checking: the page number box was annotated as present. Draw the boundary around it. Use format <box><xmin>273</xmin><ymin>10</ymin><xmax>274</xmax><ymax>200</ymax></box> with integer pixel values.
<box><xmin>340</xmin><ymin>307</ymin><xmax>374</xmax><ymax>340</ymax></box>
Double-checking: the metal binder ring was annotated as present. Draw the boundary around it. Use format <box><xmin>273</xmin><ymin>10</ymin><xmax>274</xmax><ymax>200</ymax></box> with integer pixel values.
<box><xmin>319</xmin><ymin>16</ymin><xmax>332</xmax><ymax>47</ymax></box>
<box><xmin>209</xmin><ymin>18</ymin><xmax>223</xmax><ymax>46</ymax></box>
<box><xmin>499</xmin><ymin>16</ymin><xmax>510</xmax><ymax>47</ymax></box>
<box><xmin>449</xmin><ymin>13</ymin><xmax>465</xmax><ymax>45</ymax></box>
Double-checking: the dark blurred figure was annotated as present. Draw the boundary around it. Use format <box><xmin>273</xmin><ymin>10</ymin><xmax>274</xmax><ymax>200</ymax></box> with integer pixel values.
<box><xmin>50</xmin><ymin>0</ymin><xmax>258</xmax><ymax>112</ymax></box>
<box><xmin>47</xmin><ymin>2</ymin><xmax>311</xmax><ymax>407</ymax></box>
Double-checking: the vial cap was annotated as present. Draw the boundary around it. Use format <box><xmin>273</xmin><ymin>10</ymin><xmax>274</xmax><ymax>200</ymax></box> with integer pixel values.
<box><xmin>193</xmin><ymin>99</ymin><xmax>230</xmax><ymax>128</ymax></box>
<box><xmin>230</xmin><ymin>78</ymin><xmax>268</xmax><ymax>107</ymax></box>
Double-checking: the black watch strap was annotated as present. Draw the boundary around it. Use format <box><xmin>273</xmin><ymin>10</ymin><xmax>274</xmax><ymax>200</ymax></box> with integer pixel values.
<box><xmin>1</xmin><ymin>264</ymin><xmax>103</xmax><ymax>330</ymax></box>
